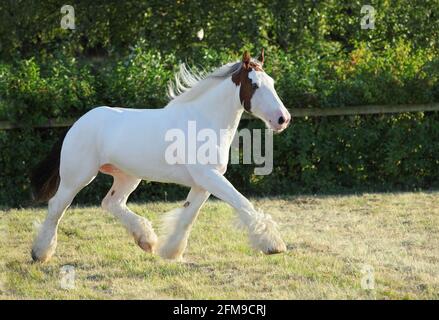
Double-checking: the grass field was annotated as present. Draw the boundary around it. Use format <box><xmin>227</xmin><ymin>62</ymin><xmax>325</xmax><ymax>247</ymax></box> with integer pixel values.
<box><xmin>0</xmin><ymin>192</ymin><xmax>438</xmax><ymax>299</ymax></box>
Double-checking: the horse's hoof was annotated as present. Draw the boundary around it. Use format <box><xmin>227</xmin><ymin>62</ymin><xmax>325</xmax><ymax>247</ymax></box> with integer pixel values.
<box><xmin>264</xmin><ymin>246</ymin><xmax>286</xmax><ymax>255</ymax></box>
<box><xmin>31</xmin><ymin>249</ymin><xmax>38</xmax><ymax>261</ymax></box>
<box><xmin>262</xmin><ymin>240</ymin><xmax>287</xmax><ymax>255</ymax></box>
<box><xmin>157</xmin><ymin>246</ymin><xmax>184</xmax><ymax>261</ymax></box>
<box><xmin>136</xmin><ymin>238</ymin><xmax>156</xmax><ymax>254</ymax></box>
<box><xmin>133</xmin><ymin>219</ymin><xmax>157</xmax><ymax>254</ymax></box>
<box><xmin>31</xmin><ymin>249</ymin><xmax>51</xmax><ymax>263</ymax></box>
<box><xmin>134</xmin><ymin>230</ymin><xmax>157</xmax><ymax>254</ymax></box>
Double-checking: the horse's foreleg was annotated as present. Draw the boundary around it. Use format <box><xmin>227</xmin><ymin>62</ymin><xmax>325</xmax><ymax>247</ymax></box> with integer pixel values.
<box><xmin>101</xmin><ymin>170</ymin><xmax>157</xmax><ymax>253</ymax></box>
<box><xmin>187</xmin><ymin>167</ymin><xmax>286</xmax><ymax>254</ymax></box>
<box><xmin>158</xmin><ymin>187</ymin><xmax>210</xmax><ymax>260</ymax></box>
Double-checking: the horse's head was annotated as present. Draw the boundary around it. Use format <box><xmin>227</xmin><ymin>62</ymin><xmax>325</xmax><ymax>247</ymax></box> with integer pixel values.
<box><xmin>232</xmin><ymin>50</ymin><xmax>291</xmax><ymax>133</ymax></box>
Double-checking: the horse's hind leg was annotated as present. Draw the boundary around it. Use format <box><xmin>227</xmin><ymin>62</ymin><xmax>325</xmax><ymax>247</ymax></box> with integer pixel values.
<box><xmin>101</xmin><ymin>166</ymin><xmax>157</xmax><ymax>253</ymax></box>
<box><xmin>32</xmin><ymin>175</ymin><xmax>96</xmax><ymax>262</ymax></box>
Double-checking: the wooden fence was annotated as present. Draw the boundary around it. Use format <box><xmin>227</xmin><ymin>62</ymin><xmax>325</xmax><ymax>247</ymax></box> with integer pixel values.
<box><xmin>1</xmin><ymin>103</ymin><xmax>439</xmax><ymax>130</ymax></box>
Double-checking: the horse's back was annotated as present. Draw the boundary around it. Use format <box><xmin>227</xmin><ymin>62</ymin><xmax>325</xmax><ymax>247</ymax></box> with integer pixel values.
<box><xmin>64</xmin><ymin>105</ymin><xmax>157</xmax><ymax>155</ymax></box>
<box><xmin>66</xmin><ymin>105</ymin><xmax>164</xmax><ymax>140</ymax></box>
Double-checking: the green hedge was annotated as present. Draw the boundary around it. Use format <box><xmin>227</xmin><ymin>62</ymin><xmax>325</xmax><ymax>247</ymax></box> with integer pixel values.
<box><xmin>2</xmin><ymin>41</ymin><xmax>438</xmax><ymax>121</ymax></box>
<box><xmin>2</xmin><ymin>113</ymin><xmax>439</xmax><ymax>208</ymax></box>
<box><xmin>1</xmin><ymin>1</ymin><xmax>437</xmax><ymax>61</ymax></box>
<box><xmin>1</xmin><ymin>43</ymin><xmax>439</xmax><ymax>207</ymax></box>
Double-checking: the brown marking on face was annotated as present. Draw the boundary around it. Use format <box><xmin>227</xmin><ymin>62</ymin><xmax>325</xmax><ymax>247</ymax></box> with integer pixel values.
<box><xmin>111</xmin><ymin>190</ymin><xmax>115</xmax><ymax>196</ymax></box>
<box><xmin>231</xmin><ymin>50</ymin><xmax>264</xmax><ymax>112</ymax></box>
<box><xmin>183</xmin><ymin>201</ymin><xmax>190</xmax><ymax>208</ymax></box>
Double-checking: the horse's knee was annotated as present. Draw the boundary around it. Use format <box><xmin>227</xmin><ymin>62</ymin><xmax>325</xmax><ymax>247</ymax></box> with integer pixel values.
<box><xmin>101</xmin><ymin>196</ymin><xmax>122</xmax><ymax>213</ymax></box>
<box><xmin>47</xmin><ymin>191</ymin><xmax>65</xmax><ymax>214</ymax></box>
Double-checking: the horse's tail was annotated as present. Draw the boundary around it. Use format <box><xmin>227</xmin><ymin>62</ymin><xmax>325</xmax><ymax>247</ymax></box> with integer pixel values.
<box><xmin>30</xmin><ymin>130</ymin><xmax>68</xmax><ymax>203</ymax></box>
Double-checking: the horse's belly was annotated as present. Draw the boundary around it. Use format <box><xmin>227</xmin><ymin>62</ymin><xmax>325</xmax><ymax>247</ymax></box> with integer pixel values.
<box><xmin>139</xmin><ymin>165</ymin><xmax>194</xmax><ymax>186</ymax></box>
<box><xmin>102</xmin><ymin>154</ymin><xmax>195</xmax><ymax>187</ymax></box>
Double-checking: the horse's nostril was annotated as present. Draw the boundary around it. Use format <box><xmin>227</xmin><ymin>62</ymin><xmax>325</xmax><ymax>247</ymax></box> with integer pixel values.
<box><xmin>278</xmin><ymin>116</ymin><xmax>285</xmax><ymax>125</ymax></box>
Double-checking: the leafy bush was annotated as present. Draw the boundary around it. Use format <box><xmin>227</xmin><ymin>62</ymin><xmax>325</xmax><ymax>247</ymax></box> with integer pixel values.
<box><xmin>99</xmin><ymin>47</ymin><xmax>176</xmax><ymax>108</ymax></box>
<box><xmin>1</xmin><ymin>1</ymin><xmax>437</xmax><ymax>61</ymax></box>
<box><xmin>0</xmin><ymin>56</ymin><xmax>97</xmax><ymax>125</ymax></box>
<box><xmin>1</xmin><ymin>43</ymin><xmax>439</xmax><ymax>207</ymax></box>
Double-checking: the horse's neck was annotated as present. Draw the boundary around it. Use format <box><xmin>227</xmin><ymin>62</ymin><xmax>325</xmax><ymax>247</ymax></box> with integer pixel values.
<box><xmin>199</xmin><ymin>79</ymin><xmax>243</xmax><ymax>149</ymax></box>
<box><xmin>191</xmin><ymin>78</ymin><xmax>243</xmax><ymax>133</ymax></box>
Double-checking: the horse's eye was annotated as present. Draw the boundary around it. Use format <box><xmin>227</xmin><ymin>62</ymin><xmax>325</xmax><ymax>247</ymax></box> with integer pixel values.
<box><xmin>252</xmin><ymin>83</ymin><xmax>259</xmax><ymax>89</ymax></box>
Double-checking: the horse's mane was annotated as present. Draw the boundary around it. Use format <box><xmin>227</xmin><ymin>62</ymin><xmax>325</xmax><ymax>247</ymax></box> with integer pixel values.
<box><xmin>167</xmin><ymin>59</ymin><xmax>260</xmax><ymax>106</ymax></box>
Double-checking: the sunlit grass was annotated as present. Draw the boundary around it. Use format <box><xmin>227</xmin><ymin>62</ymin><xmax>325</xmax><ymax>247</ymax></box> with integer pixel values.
<box><xmin>0</xmin><ymin>192</ymin><xmax>438</xmax><ymax>299</ymax></box>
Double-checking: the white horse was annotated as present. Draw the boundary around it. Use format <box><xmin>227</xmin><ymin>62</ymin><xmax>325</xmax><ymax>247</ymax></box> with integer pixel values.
<box><xmin>30</xmin><ymin>50</ymin><xmax>291</xmax><ymax>262</ymax></box>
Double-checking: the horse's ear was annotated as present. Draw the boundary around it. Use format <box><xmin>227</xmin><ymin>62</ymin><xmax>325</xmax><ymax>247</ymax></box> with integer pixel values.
<box><xmin>258</xmin><ymin>48</ymin><xmax>264</xmax><ymax>65</ymax></box>
<box><xmin>242</xmin><ymin>51</ymin><xmax>251</xmax><ymax>68</ymax></box>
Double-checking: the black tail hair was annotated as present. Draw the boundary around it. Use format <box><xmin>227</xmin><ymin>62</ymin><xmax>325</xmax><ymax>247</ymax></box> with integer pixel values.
<box><xmin>30</xmin><ymin>130</ymin><xmax>68</xmax><ymax>203</ymax></box>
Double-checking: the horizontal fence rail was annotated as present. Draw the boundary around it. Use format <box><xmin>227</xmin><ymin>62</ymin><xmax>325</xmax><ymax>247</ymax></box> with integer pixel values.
<box><xmin>1</xmin><ymin>103</ymin><xmax>439</xmax><ymax>130</ymax></box>
<box><xmin>243</xmin><ymin>103</ymin><xmax>439</xmax><ymax>119</ymax></box>
<box><xmin>0</xmin><ymin>118</ymin><xmax>74</xmax><ymax>130</ymax></box>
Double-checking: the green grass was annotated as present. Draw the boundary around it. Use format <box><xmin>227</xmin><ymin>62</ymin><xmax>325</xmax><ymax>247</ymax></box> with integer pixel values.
<box><xmin>0</xmin><ymin>192</ymin><xmax>438</xmax><ymax>299</ymax></box>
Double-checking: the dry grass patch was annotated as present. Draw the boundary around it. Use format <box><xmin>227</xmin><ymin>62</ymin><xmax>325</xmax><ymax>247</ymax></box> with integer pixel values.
<box><xmin>0</xmin><ymin>192</ymin><xmax>438</xmax><ymax>299</ymax></box>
